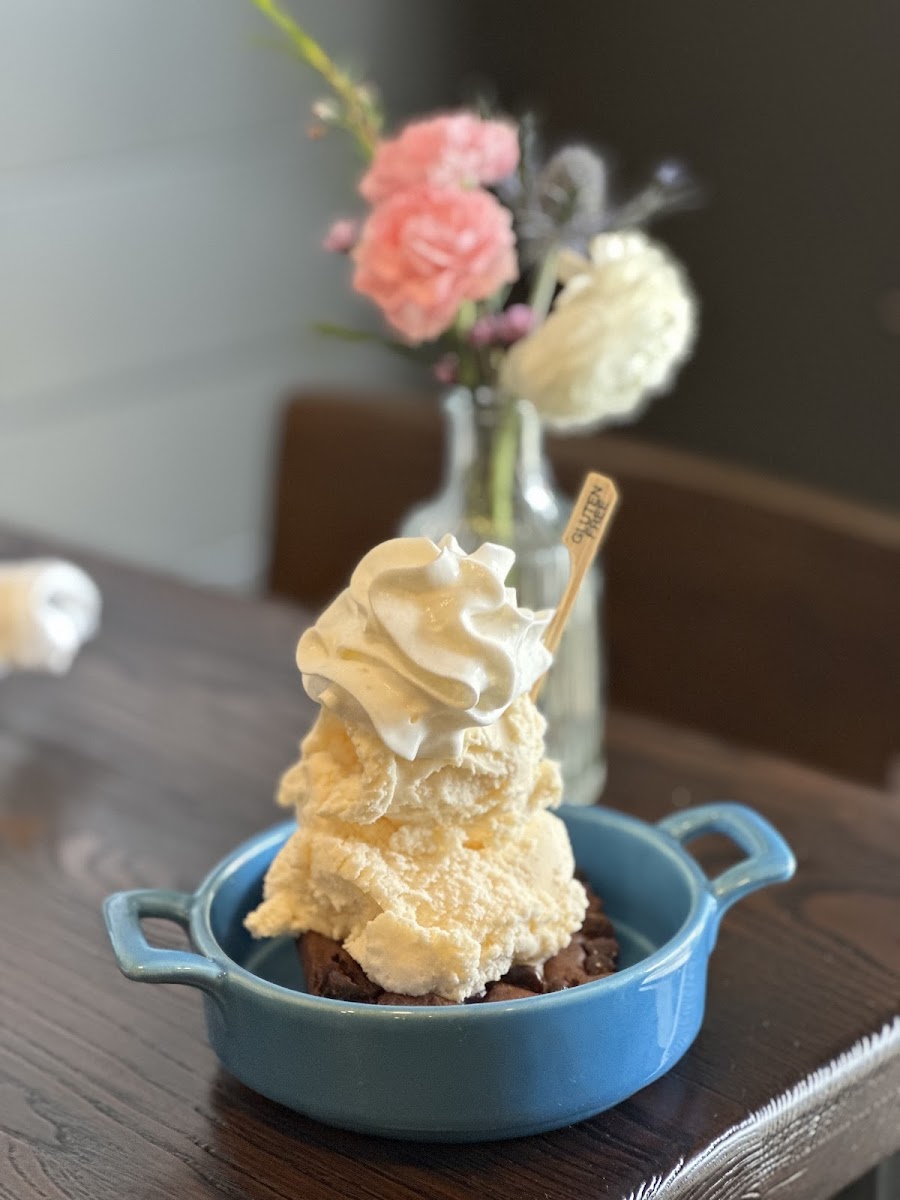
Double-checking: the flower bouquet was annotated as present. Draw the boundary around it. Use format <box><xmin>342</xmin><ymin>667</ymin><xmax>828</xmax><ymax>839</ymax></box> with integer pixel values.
<box><xmin>247</xmin><ymin>0</ymin><xmax>699</xmax><ymax>802</ymax></box>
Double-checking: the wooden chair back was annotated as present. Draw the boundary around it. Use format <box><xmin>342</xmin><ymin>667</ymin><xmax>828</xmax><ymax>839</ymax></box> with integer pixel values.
<box><xmin>269</xmin><ymin>391</ymin><xmax>900</xmax><ymax>788</ymax></box>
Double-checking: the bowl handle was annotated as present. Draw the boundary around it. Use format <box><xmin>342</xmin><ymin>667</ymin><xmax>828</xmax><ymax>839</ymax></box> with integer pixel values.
<box><xmin>103</xmin><ymin>889</ymin><xmax>225</xmax><ymax>995</ymax></box>
<box><xmin>657</xmin><ymin>802</ymin><xmax>796</xmax><ymax>935</ymax></box>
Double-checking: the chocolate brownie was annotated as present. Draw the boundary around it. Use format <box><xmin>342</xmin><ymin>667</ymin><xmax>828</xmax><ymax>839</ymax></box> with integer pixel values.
<box><xmin>298</xmin><ymin>882</ymin><xmax>618</xmax><ymax>1005</ymax></box>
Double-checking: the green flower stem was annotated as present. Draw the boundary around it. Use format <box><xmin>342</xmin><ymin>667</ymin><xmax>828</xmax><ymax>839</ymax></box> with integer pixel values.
<box><xmin>488</xmin><ymin>393</ymin><xmax>519</xmax><ymax>546</ymax></box>
<box><xmin>528</xmin><ymin>247</ymin><xmax>561</xmax><ymax>323</ymax></box>
<box><xmin>453</xmin><ymin>304</ymin><xmax>482</xmax><ymax>390</ymax></box>
<box><xmin>246</xmin><ymin>0</ymin><xmax>380</xmax><ymax>158</ymax></box>
<box><xmin>483</xmin><ymin>250</ymin><xmax>560</xmax><ymax>548</ymax></box>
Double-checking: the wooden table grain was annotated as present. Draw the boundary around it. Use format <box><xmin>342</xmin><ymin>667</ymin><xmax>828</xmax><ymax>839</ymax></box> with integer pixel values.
<box><xmin>1</xmin><ymin>531</ymin><xmax>898</xmax><ymax>1200</ymax></box>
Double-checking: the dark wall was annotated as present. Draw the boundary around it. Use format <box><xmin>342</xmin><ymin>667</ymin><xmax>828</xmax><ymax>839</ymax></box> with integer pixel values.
<box><xmin>457</xmin><ymin>0</ymin><xmax>900</xmax><ymax>511</ymax></box>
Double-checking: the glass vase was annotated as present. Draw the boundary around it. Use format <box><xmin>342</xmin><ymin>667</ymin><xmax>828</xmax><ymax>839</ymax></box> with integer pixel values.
<box><xmin>399</xmin><ymin>386</ymin><xmax>606</xmax><ymax>805</ymax></box>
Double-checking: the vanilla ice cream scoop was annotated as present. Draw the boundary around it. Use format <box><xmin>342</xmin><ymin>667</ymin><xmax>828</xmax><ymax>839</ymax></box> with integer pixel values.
<box><xmin>297</xmin><ymin>534</ymin><xmax>552</xmax><ymax>760</ymax></box>
<box><xmin>277</xmin><ymin>695</ymin><xmax>559</xmax><ymax>832</ymax></box>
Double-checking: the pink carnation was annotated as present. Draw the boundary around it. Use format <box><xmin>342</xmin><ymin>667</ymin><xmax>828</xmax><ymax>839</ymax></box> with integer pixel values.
<box><xmin>360</xmin><ymin>112</ymin><xmax>520</xmax><ymax>203</ymax></box>
<box><xmin>353</xmin><ymin>184</ymin><xmax>518</xmax><ymax>343</ymax></box>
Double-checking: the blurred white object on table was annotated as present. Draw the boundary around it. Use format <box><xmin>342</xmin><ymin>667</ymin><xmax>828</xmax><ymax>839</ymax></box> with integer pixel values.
<box><xmin>0</xmin><ymin>560</ymin><xmax>101</xmax><ymax>677</ymax></box>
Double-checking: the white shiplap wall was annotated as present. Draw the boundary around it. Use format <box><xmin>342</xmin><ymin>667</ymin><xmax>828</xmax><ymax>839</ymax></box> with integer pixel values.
<box><xmin>0</xmin><ymin>0</ymin><xmax>456</xmax><ymax>589</ymax></box>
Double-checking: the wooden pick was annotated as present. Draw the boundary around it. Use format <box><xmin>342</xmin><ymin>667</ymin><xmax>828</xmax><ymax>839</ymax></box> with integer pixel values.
<box><xmin>530</xmin><ymin>471</ymin><xmax>619</xmax><ymax>703</ymax></box>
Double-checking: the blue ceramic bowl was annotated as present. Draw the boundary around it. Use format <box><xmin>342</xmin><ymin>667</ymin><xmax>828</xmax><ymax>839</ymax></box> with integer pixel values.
<box><xmin>103</xmin><ymin>802</ymin><xmax>794</xmax><ymax>1141</ymax></box>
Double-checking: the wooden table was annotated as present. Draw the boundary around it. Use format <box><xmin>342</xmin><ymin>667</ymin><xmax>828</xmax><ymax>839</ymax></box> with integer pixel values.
<box><xmin>1</xmin><ymin>532</ymin><xmax>898</xmax><ymax>1200</ymax></box>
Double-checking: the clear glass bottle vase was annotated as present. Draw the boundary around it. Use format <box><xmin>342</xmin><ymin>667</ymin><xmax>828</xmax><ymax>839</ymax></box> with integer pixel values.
<box><xmin>399</xmin><ymin>386</ymin><xmax>606</xmax><ymax>805</ymax></box>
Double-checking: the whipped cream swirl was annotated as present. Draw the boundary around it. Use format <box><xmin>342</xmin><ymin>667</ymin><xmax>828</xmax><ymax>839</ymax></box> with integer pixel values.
<box><xmin>296</xmin><ymin>535</ymin><xmax>552</xmax><ymax>759</ymax></box>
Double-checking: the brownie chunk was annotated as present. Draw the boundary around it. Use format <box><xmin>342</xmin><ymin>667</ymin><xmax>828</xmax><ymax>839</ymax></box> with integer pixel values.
<box><xmin>480</xmin><ymin>982</ymin><xmax>537</xmax><ymax>1002</ymax></box>
<box><xmin>543</xmin><ymin>936</ymin><xmax>589</xmax><ymax>991</ymax></box>
<box><xmin>297</xmin><ymin>881</ymin><xmax>619</xmax><ymax>1005</ymax></box>
<box><xmin>300</xmin><ymin>931</ymin><xmax>383</xmax><ymax>1003</ymax></box>
<box><xmin>502</xmin><ymin>963</ymin><xmax>545</xmax><ymax>991</ymax></box>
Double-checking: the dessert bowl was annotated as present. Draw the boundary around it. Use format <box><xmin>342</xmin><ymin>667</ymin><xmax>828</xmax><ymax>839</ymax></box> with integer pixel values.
<box><xmin>103</xmin><ymin>802</ymin><xmax>794</xmax><ymax>1142</ymax></box>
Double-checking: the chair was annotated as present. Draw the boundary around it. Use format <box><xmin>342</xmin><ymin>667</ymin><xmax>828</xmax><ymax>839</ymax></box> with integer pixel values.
<box><xmin>268</xmin><ymin>390</ymin><xmax>900</xmax><ymax>789</ymax></box>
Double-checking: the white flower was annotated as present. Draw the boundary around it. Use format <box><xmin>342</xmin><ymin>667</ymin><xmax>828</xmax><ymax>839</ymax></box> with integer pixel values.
<box><xmin>500</xmin><ymin>231</ymin><xmax>697</xmax><ymax>432</ymax></box>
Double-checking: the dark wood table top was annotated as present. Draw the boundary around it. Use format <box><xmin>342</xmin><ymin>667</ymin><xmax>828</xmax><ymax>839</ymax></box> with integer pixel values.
<box><xmin>1</xmin><ymin>529</ymin><xmax>898</xmax><ymax>1200</ymax></box>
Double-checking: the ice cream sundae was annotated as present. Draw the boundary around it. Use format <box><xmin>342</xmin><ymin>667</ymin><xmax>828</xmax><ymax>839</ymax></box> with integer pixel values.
<box><xmin>245</xmin><ymin>534</ymin><xmax>617</xmax><ymax>1003</ymax></box>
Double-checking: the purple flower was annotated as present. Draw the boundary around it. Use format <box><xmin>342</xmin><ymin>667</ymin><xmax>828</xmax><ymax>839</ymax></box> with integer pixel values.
<box><xmin>469</xmin><ymin>314</ymin><xmax>500</xmax><ymax>347</ymax></box>
<box><xmin>433</xmin><ymin>353</ymin><xmax>460</xmax><ymax>384</ymax></box>
<box><xmin>495</xmin><ymin>304</ymin><xmax>536</xmax><ymax>343</ymax></box>
<box><xmin>322</xmin><ymin>218</ymin><xmax>360</xmax><ymax>254</ymax></box>
<box><xmin>468</xmin><ymin>305</ymin><xmax>536</xmax><ymax>349</ymax></box>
